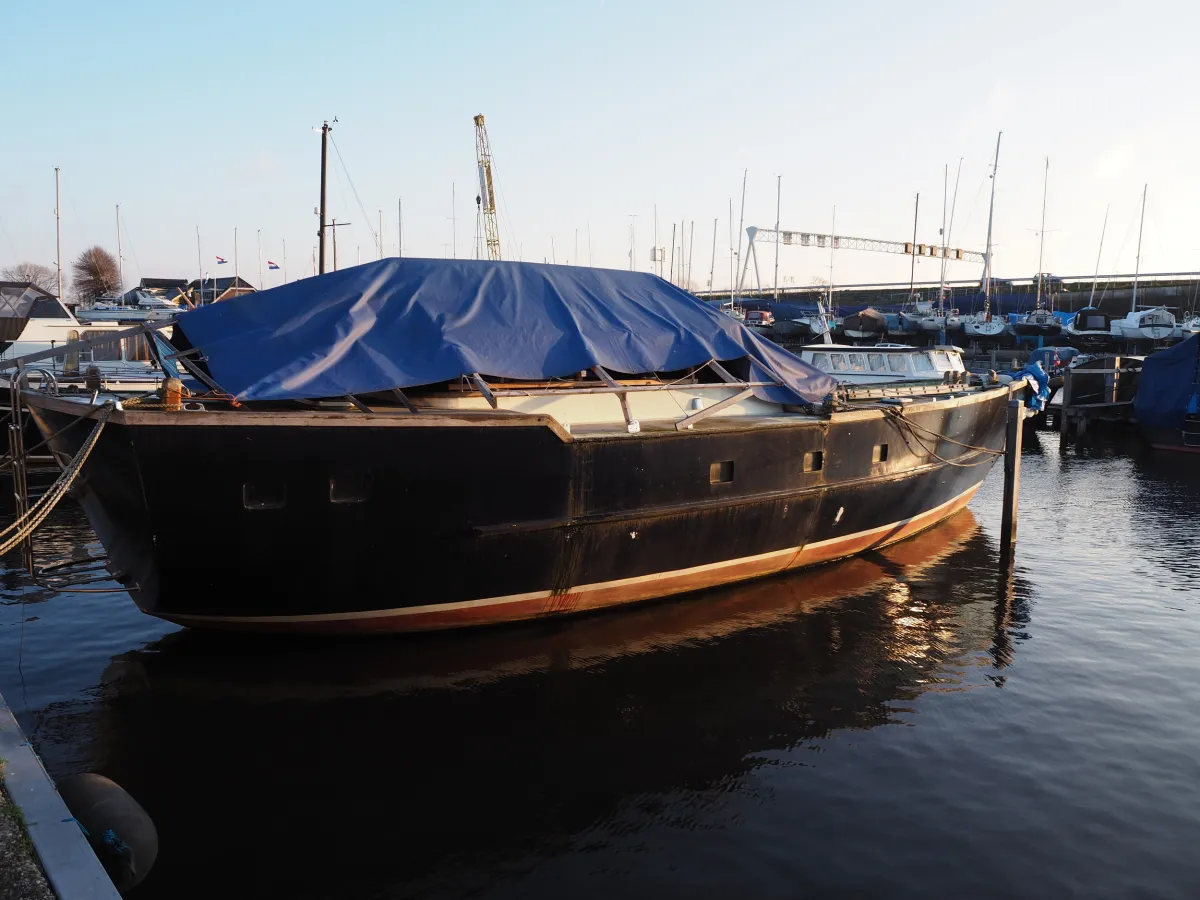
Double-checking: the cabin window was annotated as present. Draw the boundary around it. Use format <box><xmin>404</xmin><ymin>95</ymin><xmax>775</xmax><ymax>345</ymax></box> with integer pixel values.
<box><xmin>243</xmin><ymin>482</ymin><xmax>288</xmax><ymax>510</ymax></box>
<box><xmin>830</xmin><ymin>353</ymin><xmax>849</xmax><ymax>372</ymax></box>
<box><xmin>811</xmin><ymin>352</ymin><xmax>830</xmax><ymax>371</ymax></box>
<box><xmin>1085</xmin><ymin>315</ymin><xmax>1107</xmax><ymax>330</ymax></box>
<box><xmin>803</xmin><ymin>451</ymin><xmax>823</xmax><ymax>473</ymax></box>
<box><xmin>122</xmin><ymin>334</ymin><xmax>154</xmax><ymax>362</ymax></box>
<box><xmin>873</xmin><ymin>443</ymin><xmax>889</xmax><ymax>463</ymax></box>
<box><xmin>330</xmin><ymin>475</ymin><xmax>370</xmax><ymax>504</ymax></box>
<box><xmin>81</xmin><ymin>330</ymin><xmax>120</xmax><ymax>362</ymax></box>
<box><xmin>30</xmin><ymin>298</ymin><xmax>70</xmax><ymax>319</ymax></box>
<box><xmin>709</xmin><ymin>460</ymin><xmax>734</xmax><ymax>484</ymax></box>
<box><xmin>868</xmin><ymin>353</ymin><xmax>886</xmax><ymax>372</ymax></box>
<box><xmin>930</xmin><ymin>350</ymin><xmax>952</xmax><ymax>371</ymax></box>
<box><xmin>887</xmin><ymin>355</ymin><xmax>909</xmax><ymax>373</ymax></box>
<box><xmin>912</xmin><ymin>354</ymin><xmax>935</xmax><ymax>373</ymax></box>
<box><xmin>848</xmin><ymin>353</ymin><xmax>867</xmax><ymax>372</ymax></box>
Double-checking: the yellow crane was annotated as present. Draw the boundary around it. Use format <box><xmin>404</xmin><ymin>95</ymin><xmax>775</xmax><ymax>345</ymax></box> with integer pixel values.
<box><xmin>474</xmin><ymin>114</ymin><xmax>502</xmax><ymax>260</ymax></box>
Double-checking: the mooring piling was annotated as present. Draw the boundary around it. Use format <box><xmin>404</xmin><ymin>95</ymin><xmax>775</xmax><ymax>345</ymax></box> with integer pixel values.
<box><xmin>1000</xmin><ymin>398</ymin><xmax>1023</xmax><ymax>554</ymax></box>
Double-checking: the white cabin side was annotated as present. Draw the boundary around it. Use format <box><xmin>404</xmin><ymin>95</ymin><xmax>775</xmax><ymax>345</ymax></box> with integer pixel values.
<box><xmin>797</xmin><ymin>344</ymin><xmax>966</xmax><ymax>384</ymax></box>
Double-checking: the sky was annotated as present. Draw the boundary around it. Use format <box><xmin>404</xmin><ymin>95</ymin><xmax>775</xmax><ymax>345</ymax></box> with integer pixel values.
<box><xmin>3</xmin><ymin>0</ymin><xmax>1199</xmax><ymax>295</ymax></box>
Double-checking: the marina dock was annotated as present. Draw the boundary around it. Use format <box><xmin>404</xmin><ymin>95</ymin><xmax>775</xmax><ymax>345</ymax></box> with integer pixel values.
<box><xmin>0</xmin><ymin>687</ymin><xmax>121</xmax><ymax>899</ymax></box>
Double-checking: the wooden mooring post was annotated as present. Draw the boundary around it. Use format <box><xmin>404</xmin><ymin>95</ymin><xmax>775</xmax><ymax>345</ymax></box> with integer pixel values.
<box><xmin>1000</xmin><ymin>398</ymin><xmax>1023</xmax><ymax>554</ymax></box>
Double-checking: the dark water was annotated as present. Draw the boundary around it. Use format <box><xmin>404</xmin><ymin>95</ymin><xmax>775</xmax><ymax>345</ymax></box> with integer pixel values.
<box><xmin>3</xmin><ymin>433</ymin><xmax>1200</xmax><ymax>899</ymax></box>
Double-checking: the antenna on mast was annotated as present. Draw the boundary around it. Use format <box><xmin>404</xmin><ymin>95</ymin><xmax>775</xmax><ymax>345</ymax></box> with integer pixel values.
<box><xmin>474</xmin><ymin>114</ymin><xmax>502</xmax><ymax>260</ymax></box>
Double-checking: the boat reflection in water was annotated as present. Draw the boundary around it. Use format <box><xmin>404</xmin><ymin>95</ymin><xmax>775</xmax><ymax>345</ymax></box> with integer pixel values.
<box><xmin>90</xmin><ymin>508</ymin><xmax>1026</xmax><ymax>899</ymax></box>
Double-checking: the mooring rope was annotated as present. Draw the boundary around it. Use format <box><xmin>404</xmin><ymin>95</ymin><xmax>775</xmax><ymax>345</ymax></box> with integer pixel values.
<box><xmin>880</xmin><ymin>407</ymin><xmax>1004</xmax><ymax>468</ymax></box>
<box><xmin>0</xmin><ymin>403</ymin><xmax>114</xmax><ymax>557</ymax></box>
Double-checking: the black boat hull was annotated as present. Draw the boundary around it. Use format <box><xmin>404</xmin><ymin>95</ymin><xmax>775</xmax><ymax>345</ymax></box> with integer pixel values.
<box><xmin>26</xmin><ymin>388</ymin><xmax>1013</xmax><ymax>633</ymax></box>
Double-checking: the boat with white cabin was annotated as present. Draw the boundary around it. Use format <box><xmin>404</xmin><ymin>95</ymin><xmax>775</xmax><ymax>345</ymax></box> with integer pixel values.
<box><xmin>797</xmin><ymin>343</ymin><xmax>967</xmax><ymax>385</ymax></box>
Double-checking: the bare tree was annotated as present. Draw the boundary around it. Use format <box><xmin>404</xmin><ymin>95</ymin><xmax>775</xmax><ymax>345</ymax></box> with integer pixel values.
<box><xmin>71</xmin><ymin>246</ymin><xmax>121</xmax><ymax>305</ymax></box>
<box><xmin>1</xmin><ymin>261</ymin><xmax>58</xmax><ymax>294</ymax></box>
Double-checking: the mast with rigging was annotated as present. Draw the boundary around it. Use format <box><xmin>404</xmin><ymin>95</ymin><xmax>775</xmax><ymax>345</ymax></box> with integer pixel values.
<box><xmin>1035</xmin><ymin>157</ymin><xmax>1049</xmax><ymax>311</ymax></box>
<box><xmin>1132</xmin><ymin>184</ymin><xmax>1148</xmax><ymax>313</ymax></box>
<box><xmin>981</xmin><ymin>131</ymin><xmax>1002</xmax><ymax>319</ymax></box>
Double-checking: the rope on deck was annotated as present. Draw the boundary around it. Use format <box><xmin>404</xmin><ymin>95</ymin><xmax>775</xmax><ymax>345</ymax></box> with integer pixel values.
<box><xmin>0</xmin><ymin>403</ymin><xmax>114</xmax><ymax>557</ymax></box>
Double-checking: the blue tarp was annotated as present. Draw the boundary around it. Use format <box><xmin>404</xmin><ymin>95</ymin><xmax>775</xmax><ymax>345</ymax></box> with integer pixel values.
<box><xmin>1135</xmin><ymin>334</ymin><xmax>1199</xmax><ymax>430</ymax></box>
<box><xmin>175</xmin><ymin>258</ymin><xmax>838</xmax><ymax>405</ymax></box>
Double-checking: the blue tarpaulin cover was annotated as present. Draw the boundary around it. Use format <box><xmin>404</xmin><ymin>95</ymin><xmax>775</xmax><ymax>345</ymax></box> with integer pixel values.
<box><xmin>1134</xmin><ymin>334</ymin><xmax>1199</xmax><ymax>430</ymax></box>
<box><xmin>175</xmin><ymin>258</ymin><xmax>838</xmax><ymax>405</ymax></box>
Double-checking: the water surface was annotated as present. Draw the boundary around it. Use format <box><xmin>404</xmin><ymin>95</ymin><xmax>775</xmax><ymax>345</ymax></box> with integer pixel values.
<box><xmin>2</xmin><ymin>432</ymin><xmax>1199</xmax><ymax>898</ymax></box>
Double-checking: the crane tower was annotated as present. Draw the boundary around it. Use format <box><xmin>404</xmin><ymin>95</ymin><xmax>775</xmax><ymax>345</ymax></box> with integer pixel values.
<box><xmin>474</xmin><ymin>114</ymin><xmax>502</xmax><ymax>260</ymax></box>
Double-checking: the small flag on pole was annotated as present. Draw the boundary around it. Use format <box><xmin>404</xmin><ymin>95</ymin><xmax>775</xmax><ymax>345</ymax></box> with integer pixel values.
<box><xmin>267</xmin><ymin>260</ymin><xmax>280</xmax><ymax>270</ymax></box>
<box><xmin>216</xmin><ymin>256</ymin><xmax>228</xmax><ymax>264</ymax></box>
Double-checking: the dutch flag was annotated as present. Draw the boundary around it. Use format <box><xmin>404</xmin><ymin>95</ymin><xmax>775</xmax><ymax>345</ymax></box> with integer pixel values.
<box><xmin>216</xmin><ymin>256</ymin><xmax>228</xmax><ymax>264</ymax></box>
<box><xmin>268</xmin><ymin>260</ymin><xmax>280</xmax><ymax>270</ymax></box>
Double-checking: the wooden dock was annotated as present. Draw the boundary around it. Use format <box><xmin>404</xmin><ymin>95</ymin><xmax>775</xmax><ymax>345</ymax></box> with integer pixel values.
<box><xmin>1056</xmin><ymin>357</ymin><xmax>1140</xmax><ymax>446</ymax></box>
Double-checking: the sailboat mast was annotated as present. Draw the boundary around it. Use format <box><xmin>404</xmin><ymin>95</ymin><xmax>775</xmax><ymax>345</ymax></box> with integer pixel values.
<box><xmin>733</xmin><ymin>171</ymin><xmax>747</xmax><ymax>300</ymax></box>
<box><xmin>1035</xmin><ymin>157</ymin><xmax>1049</xmax><ymax>309</ymax></box>
<box><xmin>1089</xmin><ymin>204</ymin><xmax>1109</xmax><ymax>307</ymax></box>
<box><xmin>908</xmin><ymin>193</ymin><xmax>920</xmax><ymax>297</ymax></box>
<box><xmin>54</xmin><ymin>167</ymin><xmax>62</xmax><ymax>302</ymax></box>
<box><xmin>982</xmin><ymin>131</ymin><xmax>1002</xmax><ymax>312</ymax></box>
<box><xmin>1132</xmin><ymin>184</ymin><xmax>1147</xmax><ymax>313</ymax></box>
<box><xmin>937</xmin><ymin>165</ymin><xmax>948</xmax><ymax>315</ymax></box>
<box><xmin>709</xmin><ymin>217</ymin><xmax>717</xmax><ymax>293</ymax></box>
<box><xmin>115</xmin><ymin>204</ymin><xmax>124</xmax><ymax>291</ymax></box>
<box><xmin>195</xmin><ymin>225</ymin><xmax>202</xmax><ymax>303</ymax></box>
<box><xmin>773</xmin><ymin>175</ymin><xmax>781</xmax><ymax>301</ymax></box>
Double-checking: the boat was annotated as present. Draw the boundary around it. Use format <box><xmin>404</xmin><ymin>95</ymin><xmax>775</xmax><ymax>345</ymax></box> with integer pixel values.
<box><xmin>744</xmin><ymin>308</ymin><xmax>775</xmax><ymax>332</ymax></box>
<box><xmin>796</xmin><ymin>343</ymin><xmax>967</xmax><ymax>385</ymax></box>
<box><xmin>1135</xmin><ymin>334</ymin><xmax>1200</xmax><ymax>453</ymax></box>
<box><xmin>885</xmin><ymin>311</ymin><xmax>918</xmax><ymax>339</ymax></box>
<box><xmin>1111</xmin><ymin>186</ymin><xmax>1175</xmax><ymax>343</ymax></box>
<box><xmin>842</xmin><ymin>308</ymin><xmax>888</xmax><ymax>341</ymax></box>
<box><xmin>1014</xmin><ymin>164</ymin><xmax>1065</xmax><ymax>341</ymax></box>
<box><xmin>962</xmin><ymin>311</ymin><xmax>1009</xmax><ymax>341</ymax></box>
<box><xmin>1172</xmin><ymin>315</ymin><xmax>1200</xmax><ymax>340</ymax></box>
<box><xmin>897</xmin><ymin>299</ymin><xmax>941</xmax><ymax>334</ymax></box>
<box><xmin>0</xmin><ymin>281</ymin><xmax>165</xmax><ymax>393</ymax></box>
<box><xmin>1113</xmin><ymin>307</ymin><xmax>1175</xmax><ymax>342</ymax></box>
<box><xmin>15</xmin><ymin>258</ymin><xmax>1025</xmax><ymax>635</ymax></box>
<box><xmin>79</xmin><ymin>292</ymin><xmax>184</xmax><ymax>323</ymax></box>
<box><xmin>1012</xmin><ymin>307</ymin><xmax>1062</xmax><ymax>337</ymax></box>
<box><xmin>966</xmin><ymin>133</ymin><xmax>1007</xmax><ymax>344</ymax></box>
<box><xmin>1064</xmin><ymin>307</ymin><xmax>1116</xmax><ymax>350</ymax></box>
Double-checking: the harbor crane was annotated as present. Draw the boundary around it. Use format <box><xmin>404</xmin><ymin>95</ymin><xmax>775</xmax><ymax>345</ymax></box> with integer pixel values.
<box><xmin>737</xmin><ymin>225</ymin><xmax>986</xmax><ymax>296</ymax></box>
<box><xmin>474</xmin><ymin>114</ymin><xmax>502</xmax><ymax>261</ymax></box>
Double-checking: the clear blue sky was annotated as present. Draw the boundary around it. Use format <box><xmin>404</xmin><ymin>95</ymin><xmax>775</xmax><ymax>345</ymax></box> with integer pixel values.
<box><xmin>3</xmin><ymin>0</ymin><xmax>1197</xmax><ymax>293</ymax></box>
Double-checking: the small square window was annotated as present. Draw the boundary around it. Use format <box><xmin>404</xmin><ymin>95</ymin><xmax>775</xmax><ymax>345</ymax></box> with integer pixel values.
<box><xmin>709</xmin><ymin>460</ymin><xmax>734</xmax><ymax>484</ymax></box>
<box><xmin>243</xmin><ymin>482</ymin><xmax>287</xmax><ymax>510</ymax></box>
<box><xmin>873</xmin><ymin>444</ymin><xmax>889</xmax><ymax>463</ymax></box>
<box><xmin>803</xmin><ymin>450</ymin><xmax>823</xmax><ymax>473</ymax></box>
<box><xmin>330</xmin><ymin>475</ymin><xmax>370</xmax><ymax>504</ymax></box>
